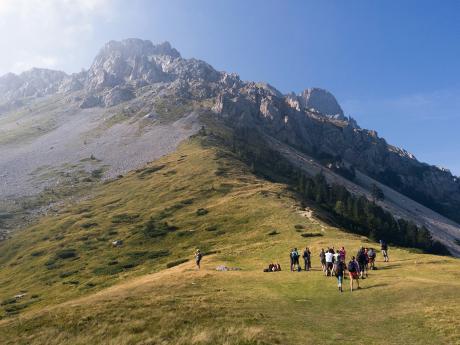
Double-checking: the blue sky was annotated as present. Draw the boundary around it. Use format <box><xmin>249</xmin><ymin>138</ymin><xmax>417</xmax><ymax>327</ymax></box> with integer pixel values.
<box><xmin>1</xmin><ymin>0</ymin><xmax>459</xmax><ymax>174</ymax></box>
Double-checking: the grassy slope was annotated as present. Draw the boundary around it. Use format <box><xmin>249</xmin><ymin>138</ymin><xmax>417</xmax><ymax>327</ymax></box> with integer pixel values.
<box><xmin>0</xmin><ymin>137</ymin><xmax>459</xmax><ymax>345</ymax></box>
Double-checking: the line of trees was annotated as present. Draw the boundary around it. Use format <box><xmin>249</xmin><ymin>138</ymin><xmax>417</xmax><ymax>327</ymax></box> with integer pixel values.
<box><xmin>296</xmin><ymin>171</ymin><xmax>449</xmax><ymax>255</ymax></box>
<box><xmin>225</xmin><ymin>125</ymin><xmax>449</xmax><ymax>255</ymax></box>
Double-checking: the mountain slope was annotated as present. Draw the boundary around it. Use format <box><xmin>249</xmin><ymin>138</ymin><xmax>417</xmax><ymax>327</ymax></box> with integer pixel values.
<box><xmin>0</xmin><ymin>136</ymin><xmax>459</xmax><ymax>345</ymax></box>
<box><xmin>0</xmin><ymin>38</ymin><xmax>459</xmax><ymax>254</ymax></box>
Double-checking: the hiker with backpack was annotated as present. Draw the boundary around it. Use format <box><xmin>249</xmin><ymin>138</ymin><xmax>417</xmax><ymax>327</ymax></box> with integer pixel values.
<box><xmin>348</xmin><ymin>256</ymin><xmax>360</xmax><ymax>291</ymax></box>
<box><xmin>364</xmin><ymin>248</ymin><xmax>370</xmax><ymax>272</ymax></box>
<box><xmin>380</xmin><ymin>240</ymin><xmax>389</xmax><ymax>262</ymax></box>
<box><xmin>334</xmin><ymin>258</ymin><xmax>346</xmax><ymax>292</ymax></box>
<box><xmin>291</xmin><ymin>248</ymin><xmax>300</xmax><ymax>272</ymax></box>
<box><xmin>357</xmin><ymin>247</ymin><xmax>368</xmax><ymax>279</ymax></box>
<box><xmin>319</xmin><ymin>249</ymin><xmax>326</xmax><ymax>273</ymax></box>
<box><xmin>368</xmin><ymin>248</ymin><xmax>377</xmax><ymax>270</ymax></box>
<box><xmin>332</xmin><ymin>250</ymin><xmax>340</xmax><ymax>276</ymax></box>
<box><xmin>195</xmin><ymin>249</ymin><xmax>203</xmax><ymax>270</ymax></box>
<box><xmin>302</xmin><ymin>247</ymin><xmax>311</xmax><ymax>271</ymax></box>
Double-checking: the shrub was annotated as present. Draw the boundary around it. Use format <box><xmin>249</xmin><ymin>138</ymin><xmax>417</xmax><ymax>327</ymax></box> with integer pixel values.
<box><xmin>143</xmin><ymin>218</ymin><xmax>177</xmax><ymax>238</ymax></box>
<box><xmin>294</xmin><ymin>224</ymin><xmax>305</xmax><ymax>230</ymax></box>
<box><xmin>267</xmin><ymin>230</ymin><xmax>279</xmax><ymax>236</ymax></box>
<box><xmin>91</xmin><ymin>169</ymin><xmax>104</xmax><ymax>179</ymax></box>
<box><xmin>301</xmin><ymin>233</ymin><xmax>323</xmax><ymax>238</ymax></box>
<box><xmin>55</xmin><ymin>249</ymin><xmax>77</xmax><ymax>259</ymax></box>
<box><xmin>127</xmin><ymin>251</ymin><xmax>148</xmax><ymax>258</ymax></box>
<box><xmin>81</xmin><ymin>222</ymin><xmax>98</xmax><ymax>229</ymax></box>
<box><xmin>59</xmin><ymin>270</ymin><xmax>78</xmax><ymax>278</ymax></box>
<box><xmin>147</xmin><ymin>250</ymin><xmax>170</xmax><ymax>259</ymax></box>
<box><xmin>176</xmin><ymin>231</ymin><xmax>193</xmax><ymax>237</ymax></box>
<box><xmin>93</xmin><ymin>265</ymin><xmax>123</xmax><ymax>276</ymax></box>
<box><xmin>30</xmin><ymin>250</ymin><xmax>46</xmax><ymax>257</ymax></box>
<box><xmin>196</xmin><ymin>208</ymin><xmax>209</xmax><ymax>216</ymax></box>
<box><xmin>205</xmin><ymin>226</ymin><xmax>218</xmax><ymax>232</ymax></box>
<box><xmin>4</xmin><ymin>303</ymin><xmax>28</xmax><ymax>314</ymax></box>
<box><xmin>0</xmin><ymin>298</ymin><xmax>16</xmax><ymax>306</ymax></box>
<box><xmin>111</xmin><ymin>213</ymin><xmax>140</xmax><ymax>224</ymax></box>
<box><xmin>138</xmin><ymin>165</ymin><xmax>166</xmax><ymax>178</ymax></box>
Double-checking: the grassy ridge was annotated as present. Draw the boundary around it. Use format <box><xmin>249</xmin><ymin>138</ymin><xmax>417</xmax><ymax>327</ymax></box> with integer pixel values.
<box><xmin>0</xmin><ymin>137</ymin><xmax>459</xmax><ymax>344</ymax></box>
<box><xmin>0</xmin><ymin>137</ymin><xmax>297</xmax><ymax>315</ymax></box>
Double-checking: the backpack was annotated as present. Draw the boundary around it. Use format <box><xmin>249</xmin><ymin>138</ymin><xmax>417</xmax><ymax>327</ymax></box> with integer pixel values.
<box><xmin>348</xmin><ymin>262</ymin><xmax>356</xmax><ymax>272</ymax></box>
<box><xmin>291</xmin><ymin>251</ymin><xmax>298</xmax><ymax>259</ymax></box>
<box><xmin>334</xmin><ymin>262</ymin><xmax>342</xmax><ymax>275</ymax></box>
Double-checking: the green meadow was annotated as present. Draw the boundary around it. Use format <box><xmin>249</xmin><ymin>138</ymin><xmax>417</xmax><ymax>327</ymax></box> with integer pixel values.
<box><xmin>0</xmin><ymin>138</ymin><xmax>459</xmax><ymax>345</ymax></box>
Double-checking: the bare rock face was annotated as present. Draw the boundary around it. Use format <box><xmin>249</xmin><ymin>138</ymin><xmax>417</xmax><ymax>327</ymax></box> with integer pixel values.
<box><xmin>297</xmin><ymin>88</ymin><xmax>345</xmax><ymax>119</ymax></box>
<box><xmin>0</xmin><ymin>68</ymin><xmax>67</xmax><ymax>103</ymax></box>
<box><xmin>79</xmin><ymin>94</ymin><xmax>102</xmax><ymax>108</ymax></box>
<box><xmin>86</xmin><ymin>39</ymin><xmax>176</xmax><ymax>91</ymax></box>
<box><xmin>103</xmin><ymin>85</ymin><xmax>135</xmax><ymax>107</ymax></box>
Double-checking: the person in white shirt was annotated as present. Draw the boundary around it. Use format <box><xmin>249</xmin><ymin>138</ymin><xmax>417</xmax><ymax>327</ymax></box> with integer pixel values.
<box><xmin>325</xmin><ymin>249</ymin><xmax>334</xmax><ymax>276</ymax></box>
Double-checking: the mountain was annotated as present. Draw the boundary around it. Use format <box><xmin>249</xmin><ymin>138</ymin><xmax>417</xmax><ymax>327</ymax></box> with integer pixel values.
<box><xmin>1</xmin><ymin>38</ymin><xmax>460</xmax><ymax>344</ymax></box>
<box><xmin>0</xmin><ymin>38</ymin><xmax>459</xmax><ymax>256</ymax></box>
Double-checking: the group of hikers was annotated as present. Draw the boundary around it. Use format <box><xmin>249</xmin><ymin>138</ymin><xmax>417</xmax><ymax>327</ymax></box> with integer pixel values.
<box><xmin>289</xmin><ymin>241</ymin><xmax>389</xmax><ymax>292</ymax></box>
<box><xmin>196</xmin><ymin>240</ymin><xmax>389</xmax><ymax>292</ymax></box>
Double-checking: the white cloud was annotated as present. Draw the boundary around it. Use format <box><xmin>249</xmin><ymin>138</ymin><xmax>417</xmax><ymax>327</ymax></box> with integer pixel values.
<box><xmin>0</xmin><ymin>0</ymin><xmax>118</xmax><ymax>75</ymax></box>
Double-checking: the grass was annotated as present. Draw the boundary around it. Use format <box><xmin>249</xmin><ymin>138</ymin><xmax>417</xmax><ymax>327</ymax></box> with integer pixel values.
<box><xmin>0</xmin><ymin>137</ymin><xmax>459</xmax><ymax>344</ymax></box>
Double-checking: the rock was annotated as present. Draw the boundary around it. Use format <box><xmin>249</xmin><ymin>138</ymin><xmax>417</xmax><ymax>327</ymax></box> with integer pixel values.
<box><xmin>112</xmin><ymin>240</ymin><xmax>123</xmax><ymax>247</ymax></box>
<box><xmin>103</xmin><ymin>86</ymin><xmax>135</xmax><ymax>107</ymax></box>
<box><xmin>79</xmin><ymin>94</ymin><xmax>102</xmax><ymax>108</ymax></box>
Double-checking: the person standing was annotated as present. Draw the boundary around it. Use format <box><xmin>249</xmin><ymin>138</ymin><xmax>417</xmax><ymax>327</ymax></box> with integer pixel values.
<box><xmin>319</xmin><ymin>249</ymin><xmax>326</xmax><ymax>273</ymax></box>
<box><xmin>368</xmin><ymin>248</ymin><xmax>376</xmax><ymax>270</ymax></box>
<box><xmin>290</xmin><ymin>248</ymin><xmax>294</xmax><ymax>271</ymax></box>
<box><xmin>292</xmin><ymin>248</ymin><xmax>300</xmax><ymax>271</ymax></box>
<box><xmin>339</xmin><ymin>246</ymin><xmax>346</xmax><ymax>262</ymax></box>
<box><xmin>302</xmin><ymin>247</ymin><xmax>311</xmax><ymax>271</ymax></box>
<box><xmin>348</xmin><ymin>256</ymin><xmax>360</xmax><ymax>292</ymax></box>
<box><xmin>325</xmin><ymin>249</ymin><xmax>334</xmax><ymax>277</ymax></box>
<box><xmin>357</xmin><ymin>247</ymin><xmax>367</xmax><ymax>279</ymax></box>
<box><xmin>335</xmin><ymin>258</ymin><xmax>346</xmax><ymax>292</ymax></box>
<box><xmin>380</xmin><ymin>240</ymin><xmax>389</xmax><ymax>262</ymax></box>
<box><xmin>195</xmin><ymin>249</ymin><xmax>203</xmax><ymax>270</ymax></box>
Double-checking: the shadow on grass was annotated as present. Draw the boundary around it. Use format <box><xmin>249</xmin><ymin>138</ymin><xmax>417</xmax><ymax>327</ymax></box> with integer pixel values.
<box><xmin>358</xmin><ymin>283</ymin><xmax>389</xmax><ymax>290</ymax></box>
<box><xmin>374</xmin><ymin>264</ymin><xmax>402</xmax><ymax>270</ymax></box>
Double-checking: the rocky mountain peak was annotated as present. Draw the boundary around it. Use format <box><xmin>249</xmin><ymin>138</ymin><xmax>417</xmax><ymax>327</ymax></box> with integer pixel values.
<box><xmin>97</xmin><ymin>38</ymin><xmax>181</xmax><ymax>61</ymax></box>
<box><xmin>86</xmin><ymin>39</ymin><xmax>183</xmax><ymax>92</ymax></box>
<box><xmin>298</xmin><ymin>87</ymin><xmax>345</xmax><ymax>120</ymax></box>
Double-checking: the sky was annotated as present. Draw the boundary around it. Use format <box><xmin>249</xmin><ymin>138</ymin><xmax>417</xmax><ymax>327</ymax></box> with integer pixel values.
<box><xmin>0</xmin><ymin>0</ymin><xmax>459</xmax><ymax>175</ymax></box>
